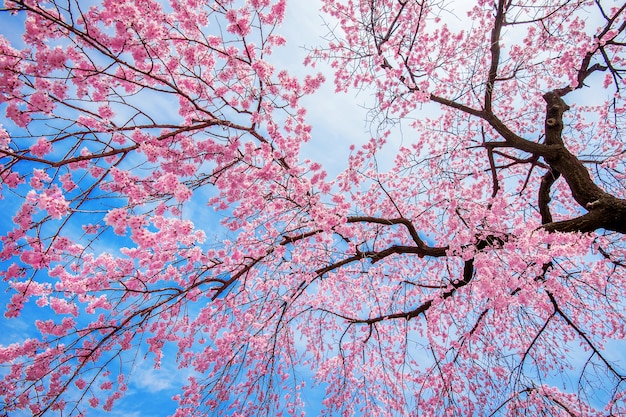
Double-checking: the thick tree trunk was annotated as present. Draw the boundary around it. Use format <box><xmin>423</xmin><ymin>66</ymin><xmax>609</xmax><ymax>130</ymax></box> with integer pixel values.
<box><xmin>539</xmin><ymin>92</ymin><xmax>626</xmax><ymax>233</ymax></box>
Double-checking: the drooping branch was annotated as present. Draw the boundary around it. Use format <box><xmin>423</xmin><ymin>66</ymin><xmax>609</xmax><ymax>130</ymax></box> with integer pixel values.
<box><xmin>547</xmin><ymin>291</ymin><xmax>626</xmax><ymax>381</ymax></box>
<box><xmin>538</xmin><ymin>168</ymin><xmax>560</xmax><ymax>225</ymax></box>
<box><xmin>346</xmin><ymin>216</ymin><xmax>447</xmax><ymax>256</ymax></box>
<box><xmin>303</xmin><ymin>216</ymin><xmax>511</xmax><ymax>325</ymax></box>
<box><xmin>344</xmin><ymin>257</ymin><xmax>475</xmax><ymax>325</ymax></box>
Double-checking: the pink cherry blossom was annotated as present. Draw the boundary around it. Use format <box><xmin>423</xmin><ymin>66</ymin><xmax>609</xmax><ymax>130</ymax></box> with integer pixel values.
<box><xmin>0</xmin><ymin>1</ymin><xmax>625</xmax><ymax>416</ymax></box>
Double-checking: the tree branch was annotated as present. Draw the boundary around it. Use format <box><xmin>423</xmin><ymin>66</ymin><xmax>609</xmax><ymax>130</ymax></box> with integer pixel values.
<box><xmin>538</xmin><ymin>168</ymin><xmax>560</xmax><ymax>225</ymax></box>
<box><xmin>346</xmin><ymin>216</ymin><xmax>447</xmax><ymax>256</ymax></box>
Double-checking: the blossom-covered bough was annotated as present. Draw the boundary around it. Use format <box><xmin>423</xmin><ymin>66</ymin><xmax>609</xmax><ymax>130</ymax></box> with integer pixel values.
<box><xmin>1</xmin><ymin>0</ymin><xmax>625</xmax><ymax>416</ymax></box>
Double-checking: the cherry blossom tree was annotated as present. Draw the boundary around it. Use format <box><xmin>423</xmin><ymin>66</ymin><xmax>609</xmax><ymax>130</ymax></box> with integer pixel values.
<box><xmin>1</xmin><ymin>0</ymin><xmax>626</xmax><ymax>415</ymax></box>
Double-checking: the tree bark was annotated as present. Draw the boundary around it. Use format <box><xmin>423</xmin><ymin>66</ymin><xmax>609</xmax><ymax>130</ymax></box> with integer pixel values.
<box><xmin>539</xmin><ymin>92</ymin><xmax>626</xmax><ymax>233</ymax></box>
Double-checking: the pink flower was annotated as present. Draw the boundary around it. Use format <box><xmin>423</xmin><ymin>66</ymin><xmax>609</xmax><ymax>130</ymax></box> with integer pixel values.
<box><xmin>6</xmin><ymin>102</ymin><xmax>31</xmax><ymax>127</ymax></box>
<box><xmin>2</xmin><ymin>171</ymin><xmax>23</xmax><ymax>188</ymax></box>
<box><xmin>49</xmin><ymin>297</ymin><xmax>78</xmax><ymax>316</ymax></box>
<box><xmin>98</xmin><ymin>104</ymin><xmax>114</xmax><ymax>119</ymax></box>
<box><xmin>30</xmin><ymin>137</ymin><xmax>52</xmax><ymax>157</ymax></box>
<box><xmin>0</xmin><ymin>125</ymin><xmax>9</xmax><ymax>148</ymax></box>
<box><xmin>105</xmin><ymin>208</ymin><xmax>128</xmax><ymax>235</ymax></box>
<box><xmin>38</xmin><ymin>187</ymin><xmax>69</xmax><ymax>219</ymax></box>
<box><xmin>75</xmin><ymin>378</ymin><xmax>87</xmax><ymax>390</ymax></box>
<box><xmin>60</xmin><ymin>173</ymin><xmax>77</xmax><ymax>192</ymax></box>
<box><xmin>27</xmin><ymin>91</ymin><xmax>54</xmax><ymax>114</ymax></box>
<box><xmin>29</xmin><ymin>169</ymin><xmax>50</xmax><ymax>189</ymax></box>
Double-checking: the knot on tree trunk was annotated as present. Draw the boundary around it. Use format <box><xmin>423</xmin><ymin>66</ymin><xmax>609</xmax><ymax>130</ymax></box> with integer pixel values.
<box><xmin>543</xmin><ymin>91</ymin><xmax>570</xmax><ymax>147</ymax></box>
